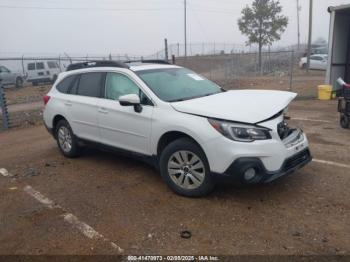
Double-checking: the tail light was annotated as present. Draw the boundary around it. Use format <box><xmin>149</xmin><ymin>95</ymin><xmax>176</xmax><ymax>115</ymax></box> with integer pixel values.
<box><xmin>43</xmin><ymin>95</ymin><xmax>51</xmax><ymax>106</ymax></box>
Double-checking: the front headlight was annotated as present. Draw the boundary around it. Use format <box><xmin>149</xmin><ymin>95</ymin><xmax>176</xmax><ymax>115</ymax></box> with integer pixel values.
<box><xmin>208</xmin><ymin>119</ymin><xmax>271</xmax><ymax>142</ymax></box>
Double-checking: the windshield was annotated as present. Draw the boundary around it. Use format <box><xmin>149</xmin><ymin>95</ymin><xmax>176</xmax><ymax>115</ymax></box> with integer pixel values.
<box><xmin>136</xmin><ymin>68</ymin><xmax>222</xmax><ymax>102</ymax></box>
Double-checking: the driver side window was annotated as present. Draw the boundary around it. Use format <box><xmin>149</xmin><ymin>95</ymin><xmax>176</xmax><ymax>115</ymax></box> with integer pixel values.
<box><xmin>0</xmin><ymin>66</ymin><xmax>9</xmax><ymax>73</ymax></box>
<box><xmin>105</xmin><ymin>73</ymin><xmax>152</xmax><ymax>105</ymax></box>
<box><xmin>105</xmin><ymin>73</ymin><xmax>139</xmax><ymax>100</ymax></box>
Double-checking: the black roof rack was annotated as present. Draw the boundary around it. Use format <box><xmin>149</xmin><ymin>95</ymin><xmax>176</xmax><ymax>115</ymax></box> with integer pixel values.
<box><xmin>124</xmin><ymin>59</ymin><xmax>170</xmax><ymax>65</ymax></box>
<box><xmin>66</xmin><ymin>60</ymin><xmax>130</xmax><ymax>71</ymax></box>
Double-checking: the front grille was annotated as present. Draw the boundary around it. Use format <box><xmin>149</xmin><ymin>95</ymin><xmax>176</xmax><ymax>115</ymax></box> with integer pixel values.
<box><xmin>284</xmin><ymin>149</ymin><xmax>311</xmax><ymax>170</ymax></box>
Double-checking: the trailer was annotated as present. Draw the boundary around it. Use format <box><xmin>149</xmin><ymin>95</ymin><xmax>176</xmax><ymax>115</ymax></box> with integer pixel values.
<box><xmin>326</xmin><ymin>4</ymin><xmax>350</xmax><ymax>91</ymax></box>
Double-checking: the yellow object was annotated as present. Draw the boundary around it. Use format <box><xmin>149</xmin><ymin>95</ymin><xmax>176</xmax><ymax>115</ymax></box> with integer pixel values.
<box><xmin>318</xmin><ymin>85</ymin><xmax>333</xmax><ymax>100</ymax></box>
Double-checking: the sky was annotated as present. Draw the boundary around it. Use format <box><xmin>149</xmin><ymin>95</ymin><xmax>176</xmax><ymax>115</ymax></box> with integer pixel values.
<box><xmin>0</xmin><ymin>0</ymin><xmax>349</xmax><ymax>57</ymax></box>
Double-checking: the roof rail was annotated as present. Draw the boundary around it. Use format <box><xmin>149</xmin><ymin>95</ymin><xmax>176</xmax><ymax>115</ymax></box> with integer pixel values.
<box><xmin>66</xmin><ymin>60</ymin><xmax>130</xmax><ymax>71</ymax></box>
<box><xmin>124</xmin><ymin>59</ymin><xmax>170</xmax><ymax>65</ymax></box>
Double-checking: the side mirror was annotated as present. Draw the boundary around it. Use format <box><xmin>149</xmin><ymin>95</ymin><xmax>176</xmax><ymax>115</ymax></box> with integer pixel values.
<box><xmin>119</xmin><ymin>94</ymin><xmax>142</xmax><ymax>113</ymax></box>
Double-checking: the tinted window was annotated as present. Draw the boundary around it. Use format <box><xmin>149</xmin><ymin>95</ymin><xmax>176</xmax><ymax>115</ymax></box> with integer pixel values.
<box><xmin>28</xmin><ymin>63</ymin><xmax>35</xmax><ymax>70</ymax></box>
<box><xmin>36</xmin><ymin>62</ymin><xmax>45</xmax><ymax>70</ymax></box>
<box><xmin>69</xmin><ymin>75</ymin><xmax>79</xmax><ymax>95</ymax></box>
<box><xmin>56</xmin><ymin>75</ymin><xmax>77</xmax><ymax>94</ymax></box>
<box><xmin>77</xmin><ymin>72</ymin><xmax>104</xmax><ymax>97</ymax></box>
<box><xmin>47</xmin><ymin>61</ymin><xmax>58</xmax><ymax>69</ymax></box>
<box><xmin>0</xmin><ymin>66</ymin><xmax>10</xmax><ymax>73</ymax></box>
<box><xmin>105</xmin><ymin>73</ymin><xmax>140</xmax><ymax>100</ymax></box>
<box><xmin>311</xmin><ymin>56</ymin><xmax>322</xmax><ymax>61</ymax></box>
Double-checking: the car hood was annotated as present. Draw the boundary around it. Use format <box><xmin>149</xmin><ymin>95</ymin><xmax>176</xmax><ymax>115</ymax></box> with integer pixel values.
<box><xmin>171</xmin><ymin>90</ymin><xmax>297</xmax><ymax>124</ymax></box>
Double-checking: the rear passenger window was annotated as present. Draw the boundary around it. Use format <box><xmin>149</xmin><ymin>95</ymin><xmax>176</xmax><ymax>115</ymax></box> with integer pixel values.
<box><xmin>47</xmin><ymin>61</ymin><xmax>58</xmax><ymax>69</ymax></box>
<box><xmin>56</xmin><ymin>75</ymin><xmax>77</xmax><ymax>94</ymax></box>
<box><xmin>36</xmin><ymin>62</ymin><xmax>45</xmax><ymax>70</ymax></box>
<box><xmin>28</xmin><ymin>63</ymin><xmax>35</xmax><ymax>70</ymax></box>
<box><xmin>77</xmin><ymin>73</ymin><xmax>104</xmax><ymax>98</ymax></box>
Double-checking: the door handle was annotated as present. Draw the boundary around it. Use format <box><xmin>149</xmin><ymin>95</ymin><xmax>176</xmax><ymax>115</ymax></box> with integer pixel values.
<box><xmin>64</xmin><ymin>101</ymin><xmax>72</xmax><ymax>107</ymax></box>
<box><xmin>98</xmin><ymin>108</ymin><xmax>108</xmax><ymax>114</ymax></box>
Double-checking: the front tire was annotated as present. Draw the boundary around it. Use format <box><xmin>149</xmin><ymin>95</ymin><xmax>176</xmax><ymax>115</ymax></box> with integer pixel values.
<box><xmin>340</xmin><ymin>114</ymin><xmax>350</xmax><ymax>129</ymax></box>
<box><xmin>159</xmin><ymin>138</ymin><xmax>214</xmax><ymax>197</ymax></box>
<box><xmin>55</xmin><ymin>119</ymin><xmax>80</xmax><ymax>158</ymax></box>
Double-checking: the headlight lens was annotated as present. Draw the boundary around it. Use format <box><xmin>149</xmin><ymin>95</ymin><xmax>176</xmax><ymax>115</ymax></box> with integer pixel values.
<box><xmin>208</xmin><ymin>119</ymin><xmax>271</xmax><ymax>142</ymax></box>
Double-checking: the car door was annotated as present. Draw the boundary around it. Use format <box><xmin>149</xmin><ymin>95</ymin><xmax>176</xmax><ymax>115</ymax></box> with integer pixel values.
<box><xmin>0</xmin><ymin>66</ymin><xmax>13</xmax><ymax>85</ymax></box>
<box><xmin>35</xmin><ymin>62</ymin><xmax>47</xmax><ymax>80</ymax></box>
<box><xmin>98</xmin><ymin>72</ymin><xmax>154</xmax><ymax>155</ymax></box>
<box><xmin>66</xmin><ymin>72</ymin><xmax>104</xmax><ymax>142</ymax></box>
<box><xmin>311</xmin><ymin>56</ymin><xmax>323</xmax><ymax>70</ymax></box>
<box><xmin>320</xmin><ymin>56</ymin><xmax>328</xmax><ymax>70</ymax></box>
<box><xmin>27</xmin><ymin>63</ymin><xmax>36</xmax><ymax>81</ymax></box>
<box><xmin>309</xmin><ymin>56</ymin><xmax>317</xmax><ymax>70</ymax></box>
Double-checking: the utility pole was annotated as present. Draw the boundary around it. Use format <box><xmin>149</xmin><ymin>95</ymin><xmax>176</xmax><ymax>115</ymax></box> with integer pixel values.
<box><xmin>306</xmin><ymin>0</ymin><xmax>313</xmax><ymax>72</ymax></box>
<box><xmin>296</xmin><ymin>0</ymin><xmax>301</xmax><ymax>50</ymax></box>
<box><xmin>184</xmin><ymin>0</ymin><xmax>187</xmax><ymax>58</ymax></box>
<box><xmin>164</xmin><ymin>38</ymin><xmax>169</xmax><ymax>61</ymax></box>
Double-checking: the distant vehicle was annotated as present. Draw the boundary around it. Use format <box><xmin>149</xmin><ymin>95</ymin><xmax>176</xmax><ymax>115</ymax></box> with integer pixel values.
<box><xmin>26</xmin><ymin>61</ymin><xmax>61</xmax><ymax>86</ymax></box>
<box><xmin>299</xmin><ymin>54</ymin><xmax>328</xmax><ymax>70</ymax></box>
<box><xmin>312</xmin><ymin>47</ymin><xmax>328</xmax><ymax>55</ymax></box>
<box><xmin>0</xmin><ymin>65</ymin><xmax>24</xmax><ymax>88</ymax></box>
<box><xmin>43</xmin><ymin>60</ymin><xmax>311</xmax><ymax>197</ymax></box>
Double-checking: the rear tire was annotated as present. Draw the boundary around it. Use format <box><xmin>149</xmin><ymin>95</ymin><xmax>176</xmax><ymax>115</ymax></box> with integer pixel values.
<box><xmin>159</xmin><ymin>138</ymin><xmax>214</xmax><ymax>197</ymax></box>
<box><xmin>340</xmin><ymin>114</ymin><xmax>350</xmax><ymax>129</ymax></box>
<box><xmin>55</xmin><ymin>119</ymin><xmax>80</xmax><ymax>158</ymax></box>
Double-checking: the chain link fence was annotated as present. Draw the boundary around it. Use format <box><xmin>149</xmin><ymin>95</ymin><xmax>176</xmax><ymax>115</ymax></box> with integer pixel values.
<box><xmin>0</xmin><ymin>50</ymin><xmax>325</xmax><ymax>131</ymax></box>
<box><xmin>176</xmin><ymin>50</ymin><xmax>325</xmax><ymax>99</ymax></box>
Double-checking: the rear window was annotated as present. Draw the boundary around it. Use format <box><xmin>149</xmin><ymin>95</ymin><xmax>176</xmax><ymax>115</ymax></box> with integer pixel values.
<box><xmin>36</xmin><ymin>62</ymin><xmax>45</xmax><ymax>70</ymax></box>
<box><xmin>56</xmin><ymin>75</ymin><xmax>78</xmax><ymax>94</ymax></box>
<box><xmin>47</xmin><ymin>61</ymin><xmax>58</xmax><ymax>69</ymax></box>
<box><xmin>77</xmin><ymin>72</ymin><xmax>104</xmax><ymax>98</ymax></box>
<box><xmin>27</xmin><ymin>63</ymin><xmax>35</xmax><ymax>70</ymax></box>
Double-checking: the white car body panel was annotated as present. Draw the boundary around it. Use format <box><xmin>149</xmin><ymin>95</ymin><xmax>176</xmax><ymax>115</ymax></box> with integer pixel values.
<box><xmin>43</xmin><ymin>63</ymin><xmax>310</xmax><ymax>178</ymax></box>
<box><xmin>26</xmin><ymin>61</ymin><xmax>61</xmax><ymax>82</ymax></box>
<box><xmin>97</xmin><ymin>98</ymin><xmax>154</xmax><ymax>155</ymax></box>
<box><xmin>299</xmin><ymin>55</ymin><xmax>328</xmax><ymax>70</ymax></box>
<box><xmin>171</xmin><ymin>90</ymin><xmax>297</xmax><ymax>124</ymax></box>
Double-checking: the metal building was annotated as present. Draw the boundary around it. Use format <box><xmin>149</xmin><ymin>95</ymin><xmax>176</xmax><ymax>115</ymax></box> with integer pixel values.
<box><xmin>326</xmin><ymin>4</ymin><xmax>350</xmax><ymax>90</ymax></box>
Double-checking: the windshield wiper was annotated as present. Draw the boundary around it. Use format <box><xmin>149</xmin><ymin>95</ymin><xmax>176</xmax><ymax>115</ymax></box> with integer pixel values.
<box><xmin>169</xmin><ymin>92</ymin><xmax>221</xmax><ymax>102</ymax></box>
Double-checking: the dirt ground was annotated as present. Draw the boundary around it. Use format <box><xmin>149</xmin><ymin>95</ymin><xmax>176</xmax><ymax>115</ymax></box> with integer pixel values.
<box><xmin>0</xmin><ymin>99</ymin><xmax>349</xmax><ymax>256</ymax></box>
<box><xmin>218</xmin><ymin>71</ymin><xmax>325</xmax><ymax>99</ymax></box>
<box><xmin>4</xmin><ymin>84</ymin><xmax>51</xmax><ymax>105</ymax></box>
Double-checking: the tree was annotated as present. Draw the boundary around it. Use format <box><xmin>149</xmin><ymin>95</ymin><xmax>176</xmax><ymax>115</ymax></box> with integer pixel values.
<box><xmin>238</xmin><ymin>0</ymin><xmax>288</xmax><ymax>73</ymax></box>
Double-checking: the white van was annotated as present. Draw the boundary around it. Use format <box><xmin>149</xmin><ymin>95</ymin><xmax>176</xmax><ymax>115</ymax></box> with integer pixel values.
<box><xmin>26</xmin><ymin>61</ymin><xmax>61</xmax><ymax>85</ymax></box>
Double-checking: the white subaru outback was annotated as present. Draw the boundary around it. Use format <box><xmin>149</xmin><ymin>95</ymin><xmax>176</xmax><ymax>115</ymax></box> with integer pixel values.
<box><xmin>43</xmin><ymin>60</ymin><xmax>311</xmax><ymax>197</ymax></box>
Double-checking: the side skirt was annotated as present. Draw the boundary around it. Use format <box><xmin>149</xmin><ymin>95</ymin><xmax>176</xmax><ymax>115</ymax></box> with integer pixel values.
<box><xmin>77</xmin><ymin>137</ymin><xmax>158</xmax><ymax>169</ymax></box>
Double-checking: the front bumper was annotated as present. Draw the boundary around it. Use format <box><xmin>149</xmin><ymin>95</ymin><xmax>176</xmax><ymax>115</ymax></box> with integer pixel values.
<box><xmin>211</xmin><ymin>148</ymin><xmax>312</xmax><ymax>185</ymax></box>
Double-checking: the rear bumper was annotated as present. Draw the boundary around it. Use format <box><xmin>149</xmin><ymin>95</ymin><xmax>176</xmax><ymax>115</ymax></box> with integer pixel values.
<box><xmin>211</xmin><ymin>148</ymin><xmax>312</xmax><ymax>185</ymax></box>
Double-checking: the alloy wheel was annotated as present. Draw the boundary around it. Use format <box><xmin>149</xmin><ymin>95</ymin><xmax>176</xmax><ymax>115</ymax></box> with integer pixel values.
<box><xmin>167</xmin><ymin>150</ymin><xmax>205</xmax><ymax>190</ymax></box>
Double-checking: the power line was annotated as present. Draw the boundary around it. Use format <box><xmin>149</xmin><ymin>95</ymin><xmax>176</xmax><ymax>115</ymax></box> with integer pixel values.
<box><xmin>0</xmin><ymin>3</ymin><xmax>237</xmax><ymax>15</ymax></box>
<box><xmin>0</xmin><ymin>4</ymin><xmax>179</xmax><ymax>11</ymax></box>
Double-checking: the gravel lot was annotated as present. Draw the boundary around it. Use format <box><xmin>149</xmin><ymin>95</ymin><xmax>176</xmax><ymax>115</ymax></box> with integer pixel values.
<box><xmin>0</xmin><ymin>99</ymin><xmax>349</xmax><ymax>256</ymax></box>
